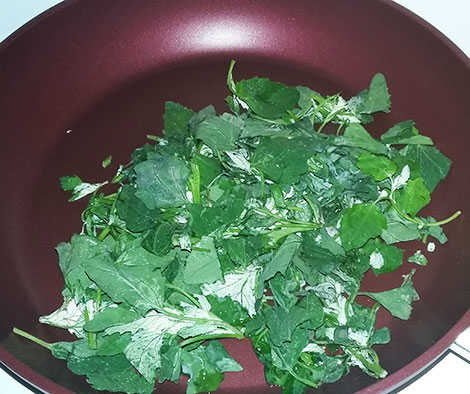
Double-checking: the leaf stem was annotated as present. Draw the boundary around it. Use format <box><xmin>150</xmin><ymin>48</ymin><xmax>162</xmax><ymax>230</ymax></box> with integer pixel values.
<box><xmin>254</xmin><ymin>208</ymin><xmax>320</xmax><ymax>227</ymax></box>
<box><xmin>97</xmin><ymin>225</ymin><xmax>110</xmax><ymax>241</ymax></box>
<box><xmin>345</xmin><ymin>292</ymin><xmax>357</xmax><ymax>320</ymax></box>
<box><xmin>288</xmin><ymin>368</ymin><xmax>319</xmax><ymax>388</ymax></box>
<box><xmin>189</xmin><ymin>162</ymin><xmax>201</xmax><ymax>204</ymax></box>
<box><xmin>83</xmin><ymin>308</ymin><xmax>97</xmax><ymax>349</ymax></box>
<box><xmin>316</xmin><ymin>107</ymin><xmax>346</xmax><ymax>133</ymax></box>
<box><xmin>387</xmin><ymin>199</ymin><xmax>421</xmax><ymax>225</ymax></box>
<box><xmin>160</xmin><ymin>308</ymin><xmax>243</xmax><ymax>337</ymax></box>
<box><xmin>180</xmin><ymin>333</ymin><xmax>244</xmax><ymax>348</ymax></box>
<box><xmin>347</xmin><ymin>347</ymin><xmax>387</xmax><ymax>378</ymax></box>
<box><xmin>425</xmin><ymin>210</ymin><xmax>461</xmax><ymax>226</ymax></box>
<box><xmin>367</xmin><ymin>303</ymin><xmax>380</xmax><ymax>336</ymax></box>
<box><xmin>227</xmin><ymin>59</ymin><xmax>237</xmax><ymax>94</ymax></box>
<box><xmin>388</xmin><ymin>196</ymin><xmax>462</xmax><ymax>228</ymax></box>
<box><xmin>165</xmin><ymin>284</ymin><xmax>202</xmax><ymax>308</ymax></box>
<box><xmin>12</xmin><ymin>327</ymin><xmax>53</xmax><ymax>351</ymax></box>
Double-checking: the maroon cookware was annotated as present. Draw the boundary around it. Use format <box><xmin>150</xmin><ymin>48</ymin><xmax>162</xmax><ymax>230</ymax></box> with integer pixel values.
<box><xmin>1</xmin><ymin>1</ymin><xmax>468</xmax><ymax>393</ymax></box>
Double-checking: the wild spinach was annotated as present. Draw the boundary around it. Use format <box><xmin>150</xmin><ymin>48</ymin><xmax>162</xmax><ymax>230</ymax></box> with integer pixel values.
<box><xmin>14</xmin><ymin>61</ymin><xmax>460</xmax><ymax>394</ymax></box>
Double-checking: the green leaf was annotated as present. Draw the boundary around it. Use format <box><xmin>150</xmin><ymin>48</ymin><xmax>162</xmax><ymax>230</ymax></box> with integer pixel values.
<box><xmin>52</xmin><ymin>340</ymin><xmax>154</xmax><ymax>394</ymax></box>
<box><xmin>296</xmin><ymin>293</ymin><xmax>324</xmax><ymax>328</ymax></box>
<box><xmin>189</xmin><ymin>105</ymin><xmax>217</xmax><ymax>132</ymax></box>
<box><xmin>142</xmin><ymin>222</ymin><xmax>176</xmax><ymax>256</ymax></box>
<box><xmin>158</xmin><ymin>336</ymin><xmax>182</xmax><ymax>383</ymax></box>
<box><xmin>195</xmin><ymin>114</ymin><xmax>242</xmax><ymax>151</ymax></box>
<box><xmin>96</xmin><ymin>332</ymin><xmax>131</xmax><ymax>356</ymax></box>
<box><xmin>301</xmin><ymin>230</ymin><xmax>345</xmax><ymax>274</ymax></box>
<box><xmin>205</xmin><ymin>340</ymin><xmax>243</xmax><ymax>372</ymax></box>
<box><xmin>420</xmin><ymin>217</ymin><xmax>448</xmax><ymax>244</ymax></box>
<box><xmin>84</xmin><ymin>306</ymin><xmax>139</xmax><ymax>332</ymax></box>
<box><xmin>340</xmin><ymin>203</ymin><xmax>387</xmax><ymax>250</ymax></box>
<box><xmin>134</xmin><ymin>155</ymin><xmax>190</xmax><ymax>209</ymax></box>
<box><xmin>59</xmin><ymin>174</ymin><xmax>107</xmax><ymax>202</ymax></box>
<box><xmin>380</xmin><ymin>209</ymin><xmax>420</xmax><ymax>244</ymax></box>
<box><xmin>202</xmin><ymin>265</ymin><xmax>260</xmax><ymax>316</ymax></box>
<box><xmin>106</xmin><ymin>306</ymin><xmax>234</xmax><ymax>383</ymax></box>
<box><xmin>205</xmin><ymin>295</ymin><xmax>250</xmax><ymax>327</ymax></box>
<box><xmin>56</xmin><ymin>235</ymin><xmax>104</xmax><ymax>297</ymax></box>
<box><xmin>193</xmin><ymin>154</ymin><xmax>221</xmax><ymax>187</ymax></box>
<box><xmin>183</xmin><ymin>236</ymin><xmax>222</xmax><ymax>284</ymax></box>
<box><xmin>269</xmin><ymin>272</ymin><xmax>298</xmax><ymax>311</ymax></box>
<box><xmin>60</xmin><ymin>175</ymin><xmax>82</xmax><ymax>191</ymax></box>
<box><xmin>163</xmin><ymin>101</ymin><xmax>195</xmax><ymax>141</ymax></box>
<box><xmin>115</xmin><ymin>235</ymin><xmax>175</xmax><ymax>268</ymax></box>
<box><xmin>347</xmin><ymin>90</ymin><xmax>374</xmax><ymax>123</ymax></box>
<box><xmin>223</xmin><ymin>238</ymin><xmax>249</xmax><ymax>267</ymax></box>
<box><xmin>369</xmin><ymin>327</ymin><xmax>391</xmax><ymax>346</ymax></box>
<box><xmin>280</xmin><ymin>374</ymin><xmax>308</xmax><ymax>394</ymax></box>
<box><xmin>265</xmin><ymin>303</ymin><xmax>313</xmax><ymax>349</ymax></box>
<box><xmin>240</xmin><ymin>118</ymin><xmax>285</xmax><ymax>138</ymax></box>
<box><xmin>252</xmin><ymin>137</ymin><xmax>317</xmax><ymax>184</ymax></box>
<box><xmin>270</xmin><ymin>327</ymin><xmax>308</xmax><ymax>370</ymax></box>
<box><xmin>408</xmin><ymin>250</ymin><xmax>428</xmax><ymax>266</ymax></box>
<box><xmin>400</xmin><ymin>145</ymin><xmax>451</xmax><ymax>192</ymax></box>
<box><xmin>357</xmin><ymin>153</ymin><xmax>397</xmax><ymax>181</ymax></box>
<box><xmin>189</xmin><ymin>204</ymin><xmax>222</xmax><ymax>237</ymax></box>
<box><xmin>380</xmin><ymin>120</ymin><xmax>433</xmax><ymax>145</ymax></box>
<box><xmin>361</xmin><ymin>238</ymin><xmax>403</xmax><ymax>275</ymax></box>
<box><xmin>85</xmin><ymin>262</ymin><xmax>165</xmax><ymax>315</ymax></box>
<box><xmin>39</xmin><ymin>294</ymin><xmax>90</xmax><ymax>338</ymax></box>
<box><xmin>344</xmin><ymin>347</ymin><xmax>387</xmax><ymax>379</ymax></box>
<box><xmin>101</xmin><ymin>155</ymin><xmax>112</xmax><ymax>168</ymax></box>
<box><xmin>336</xmin><ymin>124</ymin><xmax>387</xmax><ymax>154</ymax></box>
<box><xmin>116</xmin><ymin>185</ymin><xmax>160</xmax><ymax>232</ymax></box>
<box><xmin>262</xmin><ymin>234</ymin><xmax>301</xmax><ymax>282</ymax></box>
<box><xmin>360</xmin><ymin>73</ymin><xmax>391</xmax><ymax>114</ymax></box>
<box><xmin>182</xmin><ymin>347</ymin><xmax>224</xmax><ymax>394</ymax></box>
<box><xmin>362</xmin><ymin>270</ymin><xmax>419</xmax><ymax>320</ymax></box>
<box><xmin>296</xmin><ymin>85</ymin><xmax>320</xmax><ymax>109</ymax></box>
<box><xmin>235</xmin><ymin>77</ymin><xmax>300</xmax><ymax>119</ymax></box>
<box><xmin>395</xmin><ymin>177</ymin><xmax>430</xmax><ymax>216</ymax></box>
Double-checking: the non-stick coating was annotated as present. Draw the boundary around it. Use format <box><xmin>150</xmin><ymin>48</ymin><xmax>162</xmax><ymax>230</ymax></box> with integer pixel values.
<box><xmin>0</xmin><ymin>1</ymin><xmax>468</xmax><ymax>393</ymax></box>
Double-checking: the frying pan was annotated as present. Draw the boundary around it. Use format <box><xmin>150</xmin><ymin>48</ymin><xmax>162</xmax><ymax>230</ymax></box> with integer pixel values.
<box><xmin>0</xmin><ymin>1</ymin><xmax>469</xmax><ymax>393</ymax></box>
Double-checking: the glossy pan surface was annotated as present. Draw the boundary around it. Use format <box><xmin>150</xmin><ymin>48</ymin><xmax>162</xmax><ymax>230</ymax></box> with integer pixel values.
<box><xmin>0</xmin><ymin>1</ymin><xmax>469</xmax><ymax>392</ymax></box>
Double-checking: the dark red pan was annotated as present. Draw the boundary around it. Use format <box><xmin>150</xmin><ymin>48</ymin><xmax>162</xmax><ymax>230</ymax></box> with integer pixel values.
<box><xmin>0</xmin><ymin>1</ymin><xmax>468</xmax><ymax>393</ymax></box>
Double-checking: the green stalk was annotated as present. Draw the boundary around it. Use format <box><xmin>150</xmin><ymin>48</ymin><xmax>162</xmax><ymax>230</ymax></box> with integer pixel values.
<box><xmin>316</xmin><ymin>107</ymin><xmax>345</xmax><ymax>133</ymax></box>
<box><xmin>227</xmin><ymin>59</ymin><xmax>237</xmax><ymax>94</ymax></box>
<box><xmin>83</xmin><ymin>308</ymin><xmax>97</xmax><ymax>350</ymax></box>
<box><xmin>189</xmin><ymin>162</ymin><xmax>201</xmax><ymax>204</ymax></box>
<box><xmin>367</xmin><ymin>303</ymin><xmax>380</xmax><ymax>336</ymax></box>
<box><xmin>336</xmin><ymin>121</ymin><xmax>347</xmax><ymax>135</ymax></box>
<box><xmin>388</xmin><ymin>197</ymin><xmax>461</xmax><ymax>228</ymax></box>
<box><xmin>348</xmin><ymin>348</ymin><xmax>387</xmax><ymax>379</ymax></box>
<box><xmin>251</xmin><ymin>168</ymin><xmax>266</xmax><ymax>196</ymax></box>
<box><xmin>96</xmin><ymin>289</ymin><xmax>102</xmax><ymax>308</ymax></box>
<box><xmin>344</xmin><ymin>292</ymin><xmax>357</xmax><ymax>321</ymax></box>
<box><xmin>268</xmin><ymin>225</ymin><xmax>320</xmax><ymax>244</ymax></box>
<box><xmin>254</xmin><ymin>208</ymin><xmax>320</xmax><ymax>227</ymax></box>
<box><xmin>165</xmin><ymin>283</ymin><xmax>202</xmax><ymax>308</ymax></box>
<box><xmin>13</xmin><ymin>328</ymin><xmax>52</xmax><ymax>351</ymax></box>
<box><xmin>180</xmin><ymin>333</ymin><xmax>244</xmax><ymax>348</ymax></box>
<box><xmin>425</xmin><ymin>210</ymin><xmax>461</xmax><ymax>226</ymax></box>
<box><xmin>146</xmin><ymin>134</ymin><xmax>164</xmax><ymax>142</ymax></box>
<box><xmin>288</xmin><ymin>368</ymin><xmax>319</xmax><ymax>388</ymax></box>
<box><xmin>97</xmin><ymin>226</ymin><xmax>110</xmax><ymax>241</ymax></box>
<box><xmin>159</xmin><ymin>308</ymin><xmax>243</xmax><ymax>337</ymax></box>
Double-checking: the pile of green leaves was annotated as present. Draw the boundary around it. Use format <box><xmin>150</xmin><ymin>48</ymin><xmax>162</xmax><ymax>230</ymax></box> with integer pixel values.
<box><xmin>14</xmin><ymin>61</ymin><xmax>460</xmax><ymax>394</ymax></box>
